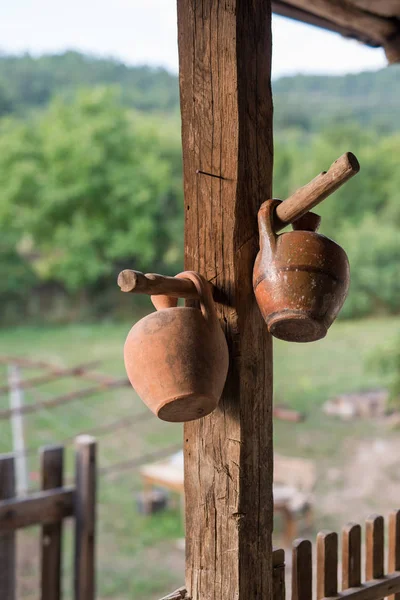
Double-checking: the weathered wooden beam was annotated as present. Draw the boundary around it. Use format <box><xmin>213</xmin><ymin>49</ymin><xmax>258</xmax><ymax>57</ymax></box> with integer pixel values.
<box><xmin>0</xmin><ymin>487</ymin><xmax>74</xmax><ymax>532</ymax></box>
<box><xmin>272</xmin><ymin>0</ymin><xmax>380</xmax><ymax>46</ymax></box>
<box><xmin>276</xmin><ymin>0</ymin><xmax>398</xmax><ymax>42</ymax></box>
<box><xmin>272</xmin><ymin>0</ymin><xmax>400</xmax><ymax>63</ymax></box>
<box><xmin>351</xmin><ymin>1</ymin><xmax>400</xmax><ymax>18</ymax></box>
<box><xmin>177</xmin><ymin>1</ymin><xmax>274</xmax><ymax>599</ymax></box>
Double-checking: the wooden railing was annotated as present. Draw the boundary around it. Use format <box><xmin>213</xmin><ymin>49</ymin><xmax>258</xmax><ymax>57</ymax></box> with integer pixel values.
<box><xmin>161</xmin><ymin>511</ymin><xmax>400</xmax><ymax>600</ymax></box>
<box><xmin>0</xmin><ymin>435</ymin><xmax>96</xmax><ymax>600</ymax></box>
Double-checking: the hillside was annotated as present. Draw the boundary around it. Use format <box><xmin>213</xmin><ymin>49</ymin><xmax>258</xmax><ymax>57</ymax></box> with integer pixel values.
<box><xmin>273</xmin><ymin>68</ymin><xmax>400</xmax><ymax>133</ymax></box>
<box><xmin>0</xmin><ymin>51</ymin><xmax>399</xmax><ymax>131</ymax></box>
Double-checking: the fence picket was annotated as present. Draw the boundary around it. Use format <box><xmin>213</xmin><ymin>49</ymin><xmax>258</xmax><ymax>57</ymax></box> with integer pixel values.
<box><xmin>342</xmin><ymin>523</ymin><xmax>362</xmax><ymax>590</ymax></box>
<box><xmin>74</xmin><ymin>435</ymin><xmax>96</xmax><ymax>600</ymax></box>
<box><xmin>317</xmin><ymin>531</ymin><xmax>338</xmax><ymax>600</ymax></box>
<box><xmin>292</xmin><ymin>539</ymin><xmax>312</xmax><ymax>600</ymax></box>
<box><xmin>389</xmin><ymin>510</ymin><xmax>400</xmax><ymax>600</ymax></box>
<box><xmin>366</xmin><ymin>515</ymin><xmax>384</xmax><ymax>581</ymax></box>
<box><xmin>41</xmin><ymin>445</ymin><xmax>64</xmax><ymax>600</ymax></box>
<box><xmin>0</xmin><ymin>455</ymin><xmax>16</xmax><ymax>600</ymax></box>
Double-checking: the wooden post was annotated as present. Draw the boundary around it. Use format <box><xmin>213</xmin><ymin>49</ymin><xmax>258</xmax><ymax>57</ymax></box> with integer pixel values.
<box><xmin>74</xmin><ymin>435</ymin><xmax>96</xmax><ymax>600</ymax></box>
<box><xmin>0</xmin><ymin>455</ymin><xmax>16</xmax><ymax>600</ymax></box>
<box><xmin>41</xmin><ymin>445</ymin><xmax>64</xmax><ymax>600</ymax></box>
<box><xmin>177</xmin><ymin>1</ymin><xmax>274</xmax><ymax>598</ymax></box>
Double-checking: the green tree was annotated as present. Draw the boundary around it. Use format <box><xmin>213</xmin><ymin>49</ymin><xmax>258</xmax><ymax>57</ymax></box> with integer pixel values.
<box><xmin>0</xmin><ymin>88</ymin><xmax>184</xmax><ymax>293</ymax></box>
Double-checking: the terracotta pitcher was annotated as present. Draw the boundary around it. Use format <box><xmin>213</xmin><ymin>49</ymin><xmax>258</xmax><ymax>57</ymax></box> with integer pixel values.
<box><xmin>124</xmin><ymin>271</ymin><xmax>229</xmax><ymax>422</ymax></box>
<box><xmin>253</xmin><ymin>199</ymin><xmax>350</xmax><ymax>343</ymax></box>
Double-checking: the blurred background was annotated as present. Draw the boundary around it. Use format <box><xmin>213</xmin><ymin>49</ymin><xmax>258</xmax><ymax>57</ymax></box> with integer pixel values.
<box><xmin>1</xmin><ymin>1</ymin><xmax>400</xmax><ymax>598</ymax></box>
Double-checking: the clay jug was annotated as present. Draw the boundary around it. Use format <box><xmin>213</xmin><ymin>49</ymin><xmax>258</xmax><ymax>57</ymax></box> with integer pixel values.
<box><xmin>253</xmin><ymin>199</ymin><xmax>350</xmax><ymax>343</ymax></box>
<box><xmin>124</xmin><ymin>271</ymin><xmax>229</xmax><ymax>422</ymax></box>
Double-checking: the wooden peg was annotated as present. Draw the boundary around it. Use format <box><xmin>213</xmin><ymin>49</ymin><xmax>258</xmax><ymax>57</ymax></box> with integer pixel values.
<box><xmin>117</xmin><ymin>269</ymin><xmax>200</xmax><ymax>300</ymax></box>
<box><xmin>274</xmin><ymin>152</ymin><xmax>360</xmax><ymax>231</ymax></box>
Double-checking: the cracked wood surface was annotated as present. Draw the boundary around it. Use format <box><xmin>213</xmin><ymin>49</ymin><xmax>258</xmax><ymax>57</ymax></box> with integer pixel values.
<box><xmin>177</xmin><ymin>1</ymin><xmax>274</xmax><ymax>599</ymax></box>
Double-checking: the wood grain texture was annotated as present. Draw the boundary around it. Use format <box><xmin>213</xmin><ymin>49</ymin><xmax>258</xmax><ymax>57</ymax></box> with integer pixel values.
<box><xmin>342</xmin><ymin>523</ymin><xmax>362</xmax><ymax>590</ymax></box>
<box><xmin>272</xmin><ymin>1</ymin><xmax>380</xmax><ymax>46</ymax></box>
<box><xmin>350</xmin><ymin>0</ymin><xmax>400</xmax><ymax>17</ymax></box>
<box><xmin>177</xmin><ymin>1</ymin><xmax>274</xmax><ymax>598</ymax></box>
<box><xmin>117</xmin><ymin>269</ymin><xmax>199</xmax><ymax>299</ymax></box>
<box><xmin>0</xmin><ymin>455</ymin><xmax>16</xmax><ymax>600</ymax></box>
<box><xmin>41</xmin><ymin>446</ymin><xmax>64</xmax><ymax>600</ymax></box>
<box><xmin>292</xmin><ymin>539</ymin><xmax>312</xmax><ymax>600</ymax></box>
<box><xmin>74</xmin><ymin>436</ymin><xmax>96</xmax><ymax>600</ymax></box>
<box><xmin>275</xmin><ymin>0</ymin><xmax>399</xmax><ymax>43</ymax></box>
<box><xmin>317</xmin><ymin>531</ymin><xmax>338</xmax><ymax>600</ymax></box>
<box><xmin>0</xmin><ymin>488</ymin><xmax>74</xmax><ymax>532</ymax></box>
<box><xmin>366</xmin><ymin>515</ymin><xmax>384</xmax><ymax>582</ymax></box>
<box><xmin>389</xmin><ymin>511</ymin><xmax>400</xmax><ymax>600</ymax></box>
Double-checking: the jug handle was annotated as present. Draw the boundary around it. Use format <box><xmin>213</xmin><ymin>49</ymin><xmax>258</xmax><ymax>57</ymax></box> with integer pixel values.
<box><xmin>176</xmin><ymin>271</ymin><xmax>218</xmax><ymax>328</ymax></box>
<box><xmin>258</xmin><ymin>199</ymin><xmax>321</xmax><ymax>242</ymax></box>
<box><xmin>257</xmin><ymin>199</ymin><xmax>282</xmax><ymax>255</ymax></box>
<box><xmin>151</xmin><ymin>295</ymin><xmax>179</xmax><ymax>310</ymax></box>
<box><xmin>150</xmin><ymin>272</ymin><xmax>217</xmax><ymax>328</ymax></box>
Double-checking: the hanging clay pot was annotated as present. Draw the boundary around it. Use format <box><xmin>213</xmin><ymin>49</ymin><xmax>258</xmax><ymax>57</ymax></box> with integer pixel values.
<box><xmin>124</xmin><ymin>271</ymin><xmax>229</xmax><ymax>422</ymax></box>
<box><xmin>253</xmin><ymin>199</ymin><xmax>350</xmax><ymax>343</ymax></box>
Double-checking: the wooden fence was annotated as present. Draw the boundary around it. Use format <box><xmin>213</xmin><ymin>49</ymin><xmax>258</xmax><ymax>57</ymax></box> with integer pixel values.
<box><xmin>0</xmin><ymin>435</ymin><xmax>96</xmax><ymax>600</ymax></box>
<box><xmin>162</xmin><ymin>511</ymin><xmax>400</xmax><ymax>600</ymax></box>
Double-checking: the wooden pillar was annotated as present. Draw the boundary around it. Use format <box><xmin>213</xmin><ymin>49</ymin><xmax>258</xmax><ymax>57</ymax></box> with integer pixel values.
<box><xmin>177</xmin><ymin>1</ymin><xmax>274</xmax><ymax>599</ymax></box>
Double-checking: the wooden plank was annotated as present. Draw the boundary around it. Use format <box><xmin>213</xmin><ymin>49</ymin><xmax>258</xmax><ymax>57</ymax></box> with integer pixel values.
<box><xmin>273</xmin><ymin>0</ymin><xmax>399</xmax><ymax>43</ymax></box>
<box><xmin>342</xmin><ymin>523</ymin><xmax>361</xmax><ymax>590</ymax></box>
<box><xmin>366</xmin><ymin>515</ymin><xmax>384</xmax><ymax>582</ymax></box>
<box><xmin>41</xmin><ymin>446</ymin><xmax>64</xmax><ymax>600</ymax></box>
<box><xmin>389</xmin><ymin>510</ymin><xmax>400</xmax><ymax>600</ymax></box>
<box><xmin>273</xmin><ymin>548</ymin><xmax>285</xmax><ymax>600</ymax></box>
<box><xmin>272</xmin><ymin>1</ymin><xmax>381</xmax><ymax>46</ymax></box>
<box><xmin>0</xmin><ymin>488</ymin><xmax>74</xmax><ymax>532</ymax></box>
<box><xmin>321</xmin><ymin>571</ymin><xmax>400</xmax><ymax>600</ymax></box>
<box><xmin>0</xmin><ymin>455</ymin><xmax>16</xmax><ymax>600</ymax></box>
<box><xmin>292</xmin><ymin>539</ymin><xmax>312</xmax><ymax>600</ymax></box>
<box><xmin>74</xmin><ymin>435</ymin><xmax>96</xmax><ymax>600</ymax></box>
<box><xmin>317</xmin><ymin>531</ymin><xmax>338</xmax><ymax>600</ymax></box>
<box><xmin>177</xmin><ymin>0</ymin><xmax>274</xmax><ymax>598</ymax></box>
<box><xmin>350</xmin><ymin>1</ymin><xmax>400</xmax><ymax>17</ymax></box>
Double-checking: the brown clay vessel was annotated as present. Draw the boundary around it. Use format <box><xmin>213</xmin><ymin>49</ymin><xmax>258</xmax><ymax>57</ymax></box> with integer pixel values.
<box><xmin>253</xmin><ymin>199</ymin><xmax>350</xmax><ymax>343</ymax></box>
<box><xmin>124</xmin><ymin>271</ymin><xmax>229</xmax><ymax>422</ymax></box>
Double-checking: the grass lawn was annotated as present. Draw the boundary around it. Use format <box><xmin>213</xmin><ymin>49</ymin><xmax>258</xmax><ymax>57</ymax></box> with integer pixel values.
<box><xmin>0</xmin><ymin>315</ymin><xmax>399</xmax><ymax>598</ymax></box>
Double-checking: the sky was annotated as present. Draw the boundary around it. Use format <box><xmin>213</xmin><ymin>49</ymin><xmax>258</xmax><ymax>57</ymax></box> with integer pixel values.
<box><xmin>0</xmin><ymin>0</ymin><xmax>387</xmax><ymax>78</ymax></box>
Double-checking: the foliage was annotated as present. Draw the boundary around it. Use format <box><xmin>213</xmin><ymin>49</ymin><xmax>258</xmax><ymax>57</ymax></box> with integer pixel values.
<box><xmin>273</xmin><ymin>67</ymin><xmax>400</xmax><ymax>133</ymax></box>
<box><xmin>1</xmin><ymin>53</ymin><xmax>400</xmax><ymax>322</ymax></box>
<box><xmin>274</xmin><ymin>128</ymin><xmax>400</xmax><ymax>319</ymax></box>
<box><xmin>0</xmin><ymin>51</ymin><xmax>400</xmax><ymax>133</ymax></box>
<box><xmin>0</xmin><ymin>88</ymin><xmax>183</xmax><ymax>295</ymax></box>
<box><xmin>0</xmin><ymin>51</ymin><xmax>180</xmax><ymax>117</ymax></box>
